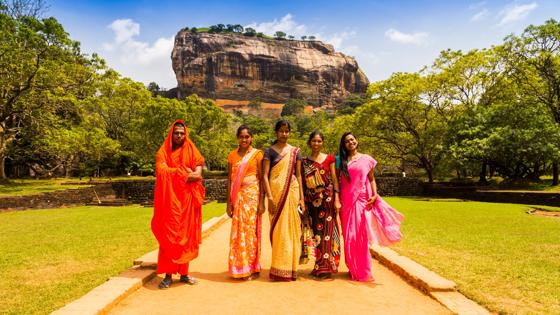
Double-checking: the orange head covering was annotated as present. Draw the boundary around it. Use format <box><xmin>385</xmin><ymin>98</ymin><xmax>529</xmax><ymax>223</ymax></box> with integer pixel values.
<box><xmin>152</xmin><ymin>119</ymin><xmax>205</xmax><ymax>267</ymax></box>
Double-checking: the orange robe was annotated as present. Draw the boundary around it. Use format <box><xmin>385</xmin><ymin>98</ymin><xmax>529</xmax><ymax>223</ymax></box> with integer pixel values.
<box><xmin>151</xmin><ymin>120</ymin><xmax>205</xmax><ymax>275</ymax></box>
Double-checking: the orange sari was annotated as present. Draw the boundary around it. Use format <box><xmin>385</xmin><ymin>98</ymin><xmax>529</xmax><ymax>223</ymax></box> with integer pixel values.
<box><xmin>151</xmin><ymin>120</ymin><xmax>205</xmax><ymax>275</ymax></box>
<box><xmin>227</xmin><ymin>147</ymin><xmax>263</xmax><ymax>278</ymax></box>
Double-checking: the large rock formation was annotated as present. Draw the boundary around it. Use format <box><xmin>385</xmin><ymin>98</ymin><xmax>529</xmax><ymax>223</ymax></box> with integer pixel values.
<box><xmin>171</xmin><ymin>30</ymin><xmax>369</xmax><ymax>106</ymax></box>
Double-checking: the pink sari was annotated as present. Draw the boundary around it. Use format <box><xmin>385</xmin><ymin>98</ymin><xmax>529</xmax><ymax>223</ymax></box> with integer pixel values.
<box><xmin>340</xmin><ymin>154</ymin><xmax>404</xmax><ymax>281</ymax></box>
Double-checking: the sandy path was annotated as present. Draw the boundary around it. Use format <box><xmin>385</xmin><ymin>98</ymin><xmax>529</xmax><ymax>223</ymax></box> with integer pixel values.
<box><xmin>110</xmin><ymin>218</ymin><xmax>450</xmax><ymax>315</ymax></box>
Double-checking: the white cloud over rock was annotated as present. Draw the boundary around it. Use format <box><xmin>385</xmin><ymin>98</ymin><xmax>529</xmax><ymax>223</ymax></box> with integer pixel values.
<box><xmin>385</xmin><ymin>28</ymin><xmax>429</xmax><ymax>45</ymax></box>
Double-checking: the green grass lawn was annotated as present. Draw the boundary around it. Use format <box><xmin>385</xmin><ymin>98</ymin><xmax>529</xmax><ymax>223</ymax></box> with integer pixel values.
<box><xmin>0</xmin><ymin>202</ymin><xmax>225</xmax><ymax>315</ymax></box>
<box><xmin>387</xmin><ymin>197</ymin><xmax>560</xmax><ymax>315</ymax></box>
<box><xmin>0</xmin><ymin>179</ymin><xmax>89</xmax><ymax>197</ymax></box>
<box><xmin>0</xmin><ymin>177</ymin><xmax>155</xmax><ymax>197</ymax></box>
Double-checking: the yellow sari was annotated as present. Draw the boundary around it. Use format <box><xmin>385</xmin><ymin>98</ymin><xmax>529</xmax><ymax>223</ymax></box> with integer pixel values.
<box><xmin>268</xmin><ymin>147</ymin><xmax>302</xmax><ymax>281</ymax></box>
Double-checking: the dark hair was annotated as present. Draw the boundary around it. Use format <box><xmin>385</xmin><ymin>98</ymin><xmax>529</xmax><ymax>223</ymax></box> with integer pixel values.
<box><xmin>174</xmin><ymin>122</ymin><xmax>186</xmax><ymax>128</ymax></box>
<box><xmin>274</xmin><ymin>119</ymin><xmax>291</xmax><ymax>132</ymax></box>
<box><xmin>307</xmin><ymin>130</ymin><xmax>324</xmax><ymax>146</ymax></box>
<box><xmin>272</xmin><ymin>120</ymin><xmax>291</xmax><ymax>144</ymax></box>
<box><xmin>236</xmin><ymin>124</ymin><xmax>253</xmax><ymax>137</ymax></box>
<box><xmin>338</xmin><ymin>132</ymin><xmax>355</xmax><ymax>180</ymax></box>
<box><xmin>236</xmin><ymin>124</ymin><xmax>253</xmax><ymax>146</ymax></box>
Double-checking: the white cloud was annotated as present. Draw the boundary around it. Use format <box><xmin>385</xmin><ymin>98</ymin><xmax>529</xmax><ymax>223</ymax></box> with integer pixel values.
<box><xmin>385</xmin><ymin>28</ymin><xmax>429</xmax><ymax>46</ymax></box>
<box><xmin>103</xmin><ymin>19</ymin><xmax>175</xmax><ymax>88</ymax></box>
<box><xmin>498</xmin><ymin>2</ymin><xmax>538</xmax><ymax>26</ymax></box>
<box><xmin>108</xmin><ymin>19</ymin><xmax>140</xmax><ymax>43</ymax></box>
<box><xmin>245</xmin><ymin>14</ymin><xmax>307</xmax><ymax>37</ymax></box>
<box><xmin>471</xmin><ymin>8</ymin><xmax>490</xmax><ymax>21</ymax></box>
<box><xmin>321</xmin><ymin>31</ymin><xmax>356</xmax><ymax>50</ymax></box>
<box><xmin>246</xmin><ymin>14</ymin><xmax>358</xmax><ymax>51</ymax></box>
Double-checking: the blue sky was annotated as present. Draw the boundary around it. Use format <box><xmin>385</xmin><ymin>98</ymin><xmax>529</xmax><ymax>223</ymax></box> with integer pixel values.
<box><xmin>50</xmin><ymin>0</ymin><xmax>560</xmax><ymax>89</ymax></box>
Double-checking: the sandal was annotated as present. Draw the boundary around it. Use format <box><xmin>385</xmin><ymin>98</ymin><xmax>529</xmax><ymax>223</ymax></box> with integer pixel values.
<box><xmin>158</xmin><ymin>277</ymin><xmax>172</xmax><ymax>289</ymax></box>
<box><xmin>179</xmin><ymin>275</ymin><xmax>199</xmax><ymax>285</ymax></box>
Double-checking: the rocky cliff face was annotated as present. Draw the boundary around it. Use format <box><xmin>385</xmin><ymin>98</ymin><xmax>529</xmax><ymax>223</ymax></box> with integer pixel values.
<box><xmin>171</xmin><ymin>31</ymin><xmax>369</xmax><ymax>106</ymax></box>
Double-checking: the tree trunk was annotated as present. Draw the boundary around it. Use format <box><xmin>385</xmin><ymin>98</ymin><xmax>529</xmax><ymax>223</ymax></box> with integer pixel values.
<box><xmin>479</xmin><ymin>161</ymin><xmax>487</xmax><ymax>183</ymax></box>
<box><xmin>0</xmin><ymin>155</ymin><xmax>6</xmax><ymax>179</ymax></box>
<box><xmin>553</xmin><ymin>162</ymin><xmax>559</xmax><ymax>186</ymax></box>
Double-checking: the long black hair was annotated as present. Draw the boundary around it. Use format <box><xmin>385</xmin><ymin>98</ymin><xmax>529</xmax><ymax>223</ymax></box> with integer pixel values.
<box><xmin>272</xmin><ymin>119</ymin><xmax>291</xmax><ymax>145</ymax></box>
<box><xmin>307</xmin><ymin>130</ymin><xmax>324</xmax><ymax>146</ymax></box>
<box><xmin>338</xmin><ymin>132</ymin><xmax>355</xmax><ymax>180</ymax></box>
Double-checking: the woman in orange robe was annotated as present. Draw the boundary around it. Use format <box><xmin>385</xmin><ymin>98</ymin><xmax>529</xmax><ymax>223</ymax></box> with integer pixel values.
<box><xmin>151</xmin><ymin>120</ymin><xmax>205</xmax><ymax>289</ymax></box>
<box><xmin>226</xmin><ymin>125</ymin><xmax>264</xmax><ymax>280</ymax></box>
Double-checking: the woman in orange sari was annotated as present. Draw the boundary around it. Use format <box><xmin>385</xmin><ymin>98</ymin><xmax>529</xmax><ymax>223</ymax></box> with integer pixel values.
<box><xmin>226</xmin><ymin>125</ymin><xmax>264</xmax><ymax>280</ymax></box>
<box><xmin>262</xmin><ymin>120</ymin><xmax>305</xmax><ymax>281</ymax></box>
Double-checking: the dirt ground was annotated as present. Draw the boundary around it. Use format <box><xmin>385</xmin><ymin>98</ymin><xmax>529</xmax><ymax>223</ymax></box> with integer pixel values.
<box><xmin>110</xmin><ymin>218</ymin><xmax>451</xmax><ymax>315</ymax></box>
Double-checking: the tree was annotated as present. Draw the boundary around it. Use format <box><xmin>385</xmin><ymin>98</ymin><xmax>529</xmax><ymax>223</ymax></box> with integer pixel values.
<box><xmin>209</xmin><ymin>25</ymin><xmax>220</xmax><ymax>33</ymax></box>
<box><xmin>429</xmin><ymin>48</ymin><xmax>505</xmax><ymax>182</ymax></box>
<box><xmin>281</xmin><ymin>98</ymin><xmax>306</xmax><ymax>116</ymax></box>
<box><xmin>147</xmin><ymin>82</ymin><xmax>161</xmax><ymax>97</ymax></box>
<box><xmin>308</xmin><ymin>35</ymin><xmax>316</xmax><ymax>40</ymax></box>
<box><xmin>274</xmin><ymin>31</ymin><xmax>286</xmax><ymax>39</ymax></box>
<box><xmin>226</xmin><ymin>24</ymin><xmax>234</xmax><ymax>32</ymax></box>
<box><xmin>301</xmin><ymin>35</ymin><xmax>307</xmax><ymax>41</ymax></box>
<box><xmin>233</xmin><ymin>24</ymin><xmax>243</xmax><ymax>33</ymax></box>
<box><xmin>357</xmin><ymin>72</ymin><xmax>449</xmax><ymax>183</ymax></box>
<box><xmin>336</xmin><ymin>94</ymin><xmax>367</xmax><ymax>115</ymax></box>
<box><xmin>504</xmin><ymin>19</ymin><xmax>560</xmax><ymax>185</ymax></box>
<box><xmin>243</xmin><ymin>27</ymin><xmax>256</xmax><ymax>36</ymax></box>
<box><xmin>288</xmin><ymin>35</ymin><xmax>294</xmax><ymax>40</ymax></box>
<box><xmin>0</xmin><ymin>13</ymin><xmax>100</xmax><ymax>179</ymax></box>
<box><xmin>1</xmin><ymin>0</ymin><xmax>48</xmax><ymax>18</ymax></box>
<box><xmin>191</xmin><ymin>27</ymin><xmax>197</xmax><ymax>33</ymax></box>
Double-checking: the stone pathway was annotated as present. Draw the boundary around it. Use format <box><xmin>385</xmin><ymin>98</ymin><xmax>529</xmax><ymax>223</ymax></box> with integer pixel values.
<box><xmin>110</xmin><ymin>218</ymin><xmax>451</xmax><ymax>315</ymax></box>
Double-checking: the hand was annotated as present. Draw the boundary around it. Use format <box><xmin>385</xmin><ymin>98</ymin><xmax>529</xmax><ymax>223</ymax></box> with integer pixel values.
<box><xmin>368</xmin><ymin>194</ymin><xmax>378</xmax><ymax>208</ymax></box>
<box><xmin>186</xmin><ymin>172</ymin><xmax>201</xmax><ymax>182</ymax></box>
<box><xmin>298</xmin><ymin>200</ymin><xmax>306</xmax><ymax>215</ymax></box>
<box><xmin>267</xmin><ymin>197</ymin><xmax>276</xmax><ymax>215</ymax></box>
<box><xmin>257</xmin><ymin>201</ymin><xmax>265</xmax><ymax>215</ymax></box>
<box><xmin>334</xmin><ymin>199</ymin><xmax>342</xmax><ymax>212</ymax></box>
<box><xmin>226</xmin><ymin>203</ymin><xmax>233</xmax><ymax>218</ymax></box>
<box><xmin>177</xmin><ymin>168</ymin><xmax>188</xmax><ymax>177</ymax></box>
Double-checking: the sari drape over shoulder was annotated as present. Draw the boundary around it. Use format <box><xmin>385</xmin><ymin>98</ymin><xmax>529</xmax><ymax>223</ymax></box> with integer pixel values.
<box><xmin>151</xmin><ymin>119</ymin><xmax>205</xmax><ymax>275</ymax></box>
<box><xmin>340</xmin><ymin>155</ymin><xmax>404</xmax><ymax>281</ymax></box>
<box><xmin>266</xmin><ymin>147</ymin><xmax>302</xmax><ymax>281</ymax></box>
<box><xmin>228</xmin><ymin>147</ymin><xmax>263</xmax><ymax>278</ymax></box>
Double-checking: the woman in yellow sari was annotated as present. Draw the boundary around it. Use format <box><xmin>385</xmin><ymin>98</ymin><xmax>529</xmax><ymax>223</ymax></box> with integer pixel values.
<box><xmin>226</xmin><ymin>125</ymin><xmax>264</xmax><ymax>280</ymax></box>
<box><xmin>262</xmin><ymin>120</ymin><xmax>305</xmax><ymax>281</ymax></box>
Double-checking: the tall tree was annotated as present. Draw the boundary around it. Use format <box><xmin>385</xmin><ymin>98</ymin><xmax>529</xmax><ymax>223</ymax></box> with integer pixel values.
<box><xmin>357</xmin><ymin>72</ymin><xmax>449</xmax><ymax>182</ymax></box>
<box><xmin>504</xmin><ymin>19</ymin><xmax>560</xmax><ymax>185</ymax></box>
<box><xmin>0</xmin><ymin>13</ymin><xmax>99</xmax><ymax>178</ymax></box>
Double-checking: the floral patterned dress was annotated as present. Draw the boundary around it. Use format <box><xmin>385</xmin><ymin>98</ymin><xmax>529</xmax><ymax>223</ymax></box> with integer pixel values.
<box><xmin>302</xmin><ymin>154</ymin><xmax>341</xmax><ymax>277</ymax></box>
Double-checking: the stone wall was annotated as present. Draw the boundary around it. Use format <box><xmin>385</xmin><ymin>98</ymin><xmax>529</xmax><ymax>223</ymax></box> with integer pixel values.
<box><xmin>112</xmin><ymin>177</ymin><xmax>422</xmax><ymax>204</ymax></box>
<box><xmin>376</xmin><ymin>178</ymin><xmax>424</xmax><ymax>196</ymax></box>
<box><xmin>111</xmin><ymin>179</ymin><xmax>228</xmax><ymax>204</ymax></box>
<box><xmin>0</xmin><ymin>184</ymin><xmax>115</xmax><ymax>211</ymax></box>
<box><xmin>0</xmin><ymin>177</ymin><xmax>423</xmax><ymax>211</ymax></box>
<box><xmin>423</xmin><ymin>183</ymin><xmax>560</xmax><ymax>207</ymax></box>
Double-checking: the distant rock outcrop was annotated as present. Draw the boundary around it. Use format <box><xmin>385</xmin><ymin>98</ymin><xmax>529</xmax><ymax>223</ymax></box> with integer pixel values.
<box><xmin>171</xmin><ymin>31</ymin><xmax>369</xmax><ymax>106</ymax></box>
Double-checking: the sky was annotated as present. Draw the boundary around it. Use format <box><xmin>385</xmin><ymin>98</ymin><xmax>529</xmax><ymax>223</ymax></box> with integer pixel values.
<box><xmin>49</xmin><ymin>0</ymin><xmax>560</xmax><ymax>89</ymax></box>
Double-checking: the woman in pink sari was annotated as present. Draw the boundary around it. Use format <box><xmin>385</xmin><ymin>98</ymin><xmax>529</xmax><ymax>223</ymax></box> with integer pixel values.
<box><xmin>226</xmin><ymin>125</ymin><xmax>264</xmax><ymax>280</ymax></box>
<box><xmin>338</xmin><ymin>132</ymin><xmax>404</xmax><ymax>282</ymax></box>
